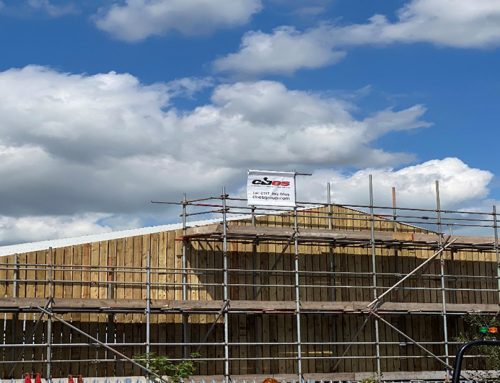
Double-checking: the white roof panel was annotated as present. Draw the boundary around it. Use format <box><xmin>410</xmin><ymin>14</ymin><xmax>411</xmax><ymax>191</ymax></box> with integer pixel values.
<box><xmin>0</xmin><ymin>214</ymin><xmax>250</xmax><ymax>257</ymax></box>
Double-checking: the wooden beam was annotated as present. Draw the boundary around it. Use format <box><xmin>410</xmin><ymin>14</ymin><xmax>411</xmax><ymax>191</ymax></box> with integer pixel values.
<box><xmin>1</xmin><ymin>297</ymin><xmax>498</xmax><ymax>315</ymax></box>
<box><xmin>184</xmin><ymin>225</ymin><xmax>496</xmax><ymax>250</ymax></box>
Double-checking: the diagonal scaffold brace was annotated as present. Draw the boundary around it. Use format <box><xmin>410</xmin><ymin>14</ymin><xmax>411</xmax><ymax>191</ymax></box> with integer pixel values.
<box><xmin>35</xmin><ymin>306</ymin><xmax>168</xmax><ymax>383</ymax></box>
<box><xmin>332</xmin><ymin>237</ymin><xmax>461</xmax><ymax>377</ymax></box>
<box><xmin>7</xmin><ymin>298</ymin><xmax>54</xmax><ymax>378</ymax></box>
<box><xmin>365</xmin><ymin>237</ymin><xmax>465</xmax><ymax>377</ymax></box>
<box><xmin>368</xmin><ymin>237</ymin><xmax>457</xmax><ymax>309</ymax></box>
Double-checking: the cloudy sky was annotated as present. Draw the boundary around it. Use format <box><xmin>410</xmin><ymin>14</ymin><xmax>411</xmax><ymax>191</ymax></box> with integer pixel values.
<box><xmin>0</xmin><ymin>0</ymin><xmax>499</xmax><ymax>244</ymax></box>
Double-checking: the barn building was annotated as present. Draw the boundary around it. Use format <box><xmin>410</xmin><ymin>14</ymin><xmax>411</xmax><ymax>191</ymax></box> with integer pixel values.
<box><xmin>0</xmin><ymin>189</ymin><xmax>499</xmax><ymax>381</ymax></box>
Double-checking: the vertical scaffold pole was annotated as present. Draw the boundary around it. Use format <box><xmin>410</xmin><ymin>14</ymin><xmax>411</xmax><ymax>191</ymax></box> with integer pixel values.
<box><xmin>47</xmin><ymin>247</ymin><xmax>54</xmax><ymax>383</ymax></box>
<box><xmin>327</xmin><ymin>183</ymin><xmax>336</xmax><ymax>301</ymax></box>
<box><xmin>392</xmin><ymin>188</ymin><xmax>401</xmax><ymax>299</ymax></box>
<box><xmin>493</xmin><ymin>206</ymin><xmax>500</xmax><ymax>304</ymax></box>
<box><xmin>182</xmin><ymin>194</ymin><xmax>189</xmax><ymax>359</ymax></box>
<box><xmin>251</xmin><ymin>206</ymin><xmax>258</xmax><ymax>300</ymax></box>
<box><xmin>11</xmin><ymin>254</ymin><xmax>19</xmax><ymax>375</ymax></box>
<box><xmin>13</xmin><ymin>253</ymin><xmax>19</xmax><ymax>299</ymax></box>
<box><xmin>222</xmin><ymin>187</ymin><xmax>230</xmax><ymax>383</ymax></box>
<box><xmin>369</xmin><ymin>175</ymin><xmax>382</xmax><ymax>381</ymax></box>
<box><xmin>293</xmin><ymin>205</ymin><xmax>303</xmax><ymax>382</ymax></box>
<box><xmin>106</xmin><ymin>242</ymin><xmax>116</xmax><ymax>374</ymax></box>
<box><xmin>436</xmin><ymin>180</ymin><xmax>450</xmax><ymax>376</ymax></box>
<box><xmin>327</xmin><ymin>182</ymin><xmax>333</xmax><ymax>231</ymax></box>
<box><xmin>146</xmin><ymin>250</ymin><xmax>151</xmax><ymax>378</ymax></box>
<box><xmin>250</xmin><ymin>205</ymin><xmax>262</xmax><ymax>373</ymax></box>
<box><xmin>392</xmin><ymin>187</ymin><xmax>397</xmax><ymax>232</ymax></box>
<box><xmin>106</xmin><ymin>241</ymin><xmax>115</xmax><ymax>373</ymax></box>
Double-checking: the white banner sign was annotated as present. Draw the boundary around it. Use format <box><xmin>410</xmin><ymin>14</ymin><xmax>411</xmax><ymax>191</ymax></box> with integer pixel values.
<box><xmin>247</xmin><ymin>170</ymin><xmax>296</xmax><ymax>207</ymax></box>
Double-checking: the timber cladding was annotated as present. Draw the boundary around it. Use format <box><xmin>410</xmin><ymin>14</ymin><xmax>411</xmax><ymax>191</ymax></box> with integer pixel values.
<box><xmin>0</xmin><ymin>205</ymin><xmax>498</xmax><ymax>378</ymax></box>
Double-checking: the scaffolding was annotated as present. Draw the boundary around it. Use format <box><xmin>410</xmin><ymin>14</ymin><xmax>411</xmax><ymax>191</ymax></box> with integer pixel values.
<box><xmin>1</xmin><ymin>178</ymin><xmax>500</xmax><ymax>382</ymax></box>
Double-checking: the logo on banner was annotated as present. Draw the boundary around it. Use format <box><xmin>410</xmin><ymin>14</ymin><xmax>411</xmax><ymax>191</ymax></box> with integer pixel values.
<box><xmin>251</xmin><ymin>177</ymin><xmax>290</xmax><ymax>187</ymax></box>
<box><xmin>247</xmin><ymin>170</ymin><xmax>296</xmax><ymax>207</ymax></box>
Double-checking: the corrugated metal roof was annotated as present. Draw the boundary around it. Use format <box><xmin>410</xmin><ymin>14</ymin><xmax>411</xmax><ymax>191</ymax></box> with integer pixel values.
<box><xmin>0</xmin><ymin>214</ymin><xmax>251</xmax><ymax>257</ymax></box>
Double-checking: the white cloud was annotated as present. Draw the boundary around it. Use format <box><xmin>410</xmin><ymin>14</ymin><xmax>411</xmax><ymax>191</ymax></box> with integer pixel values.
<box><xmin>298</xmin><ymin>158</ymin><xmax>494</xmax><ymax>210</ymax></box>
<box><xmin>2</xmin><ymin>67</ymin><xmax>496</xmax><ymax>242</ymax></box>
<box><xmin>181</xmin><ymin>81</ymin><xmax>430</xmax><ymax>167</ymax></box>
<box><xmin>94</xmin><ymin>0</ymin><xmax>262</xmax><ymax>42</ymax></box>
<box><xmin>331</xmin><ymin>0</ymin><xmax>500</xmax><ymax>48</ymax></box>
<box><xmin>215</xmin><ymin>0</ymin><xmax>500</xmax><ymax>76</ymax></box>
<box><xmin>166</xmin><ymin>76</ymin><xmax>214</xmax><ymax>99</ymax></box>
<box><xmin>213</xmin><ymin>26</ymin><xmax>345</xmax><ymax>76</ymax></box>
<box><xmin>27</xmin><ymin>0</ymin><xmax>76</xmax><ymax>17</ymax></box>
<box><xmin>0</xmin><ymin>65</ymin><xmax>435</xmax><ymax>243</ymax></box>
<box><xmin>0</xmin><ymin>213</ymin><xmax>113</xmax><ymax>245</ymax></box>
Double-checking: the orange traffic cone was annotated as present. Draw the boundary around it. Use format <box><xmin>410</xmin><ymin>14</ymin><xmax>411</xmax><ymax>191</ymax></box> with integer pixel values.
<box><xmin>24</xmin><ymin>373</ymin><xmax>31</xmax><ymax>383</ymax></box>
<box><xmin>68</xmin><ymin>375</ymin><xmax>75</xmax><ymax>383</ymax></box>
<box><xmin>34</xmin><ymin>372</ymin><xmax>42</xmax><ymax>383</ymax></box>
<box><xmin>77</xmin><ymin>374</ymin><xmax>84</xmax><ymax>383</ymax></box>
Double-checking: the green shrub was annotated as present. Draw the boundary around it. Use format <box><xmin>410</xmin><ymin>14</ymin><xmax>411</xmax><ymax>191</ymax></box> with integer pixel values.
<box><xmin>457</xmin><ymin>313</ymin><xmax>500</xmax><ymax>381</ymax></box>
<box><xmin>134</xmin><ymin>352</ymin><xmax>200</xmax><ymax>383</ymax></box>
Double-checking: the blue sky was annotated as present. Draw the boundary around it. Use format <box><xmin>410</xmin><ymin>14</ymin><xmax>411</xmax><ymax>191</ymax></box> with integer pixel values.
<box><xmin>0</xmin><ymin>0</ymin><xmax>499</xmax><ymax>244</ymax></box>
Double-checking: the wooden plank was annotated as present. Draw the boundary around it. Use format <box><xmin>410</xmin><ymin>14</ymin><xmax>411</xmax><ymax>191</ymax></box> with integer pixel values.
<box><xmin>276</xmin><ymin>312</ymin><xmax>285</xmax><ymax>374</ymax></box>
<box><xmin>14</xmin><ymin>254</ymin><xmax>28</xmax><ymax>297</ymax></box>
<box><xmin>150</xmin><ymin>233</ymin><xmax>159</xmax><ymax>301</ymax></box>
<box><xmin>107</xmin><ymin>240</ymin><xmax>117</xmax><ymax>302</ymax></box>
<box><xmin>90</xmin><ymin>242</ymin><xmax>100</xmax><ymax>300</ymax></box>
<box><xmin>63</xmin><ymin>246</ymin><xmax>73</xmax><ymax>299</ymax></box>
<box><xmin>314</xmin><ymin>314</ymin><xmax>322</xmax><ymax>373</ymax></box>
<box><xmin>389</xmin><ymin>314</ymin><xmax>400</xmax><ymax>373</ymax></box>
<box><xmin>447</xmin><ymin>250</ymin><xmax>457</xmax><ymax>304</ymax></box>
<box><xmin>158</xmin><ymin>231</ymin><xmax>167</xmax><ymax>301</ymax></box>
<box><xmin>54</xmin><ymin>247</ymin><xmax>64</xmax><ymax>300</ymax></box>
<box><xmin>230</xmin><ymin>313</ymin><xmax>238</xmax><ymax>375</ymax></box>
<box><xmin>456</xmin><ymin>250</ymin><xmax>465</xmax><ymax>304</ymax></box>
<box><xmin>98</xmin><ymin>314</ymin><xmax>108</xmax><ymax>376</ymax></box>
<box><xmin>472</xmin><ymin>249</ymin><xmax>481</xmax><ymax>304</ymax></box>
<box><xmin>134</xmin><ymin>319</ymin><xmax>144</xmax><ymax>375</ymax></box>
<box><xmin>113</xmin><ymin>318</ymin><xmax>124</xmax><ymax>376</ymax></box>
<box><xmin>174</xmin><ymin>230</ymin><xmax>183</xmax><ymax>302</ymax></box>
<box><xmin>478</xmin><ymin>249</ymin><xmax>488</xmax><ymax>304</ymax></box>
<box><xmin>72</xmin><ymin>245</ymin><xmax>82</xmax><ymax>303</ymax></box>
<box><xmin>28</xmin><ymin>251</ymin><xmax>44</xmax><ymax>298</ymax></box>
<box><xmin>81</xmin><ymin>244</ymin><xmax>91</xmax><ymax>300</ymax></box>
<box><xmin>261</xmin><ymin>313</ymin><xmax>270</xmax><ymax>374</ymax></box>
<box><xmin>97</xmin><ymin>241</ymin><xmax>107</xmax><ymax>300</ymax></box>
<box><xmin>121</xmin><ymin>237</ymin><xmax>133</xmax><ymax>325</ymax></box>
<box><xmin>363</xmin><ymin>311</ymin><xmax>373</xmax><ymax>374</ymax></box>
<box><xmin>157</xmin><ymin>313</ymin><xmax>167</xmax><ymax>368</ymax></box>
<box><xmin>132</xmin><ymin>236</ymin><xmax>142</xmax><ymax>325</ymax></box>
<box><xmin>79</xmin><ymin>311</ymin><xmax>90</xmax><ymax>376</ymax></box>
<box><xmin>0</xmin><ymin>255</ymin><xmax>7</xmax><ymax>298</ymax></box>
<box><xmin>320</xmin><ymin>313</ymin><xmax>329</xmax><ymax>374</ymax></box>
<box><xmin>185</xmin><ymin>225</ymin><xmax>497</xmax><ymax>250</ymax></box>
<box><xmin>2</xmin><ymin>296</ymin><xmax>500</xmax><ymax>316</ymax></box>
<box><xmin>20</xmin><ymin>253</ymin><xmax>30</xmax><ymax>300</ymax></box>
<box><xmin>345</xmin><ymin>313</ymin><xmax>354</xmax><ymax>373</ymax></box>
<box><xmin>166</xmin><ymin>230</ymin><xmax>176</xmax><ymax>301</ymax></box>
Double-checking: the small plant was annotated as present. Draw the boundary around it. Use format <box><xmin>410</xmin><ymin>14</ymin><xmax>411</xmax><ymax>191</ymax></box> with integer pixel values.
<box><xmin>359</xmin><ymin>377</ymin><xmax>377</xmax><ymax>383</ymax></box>
<box><xmin>134</xmin><ymin>352</ymin><xmax>201</xmax><ymax>383</ymax></box>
